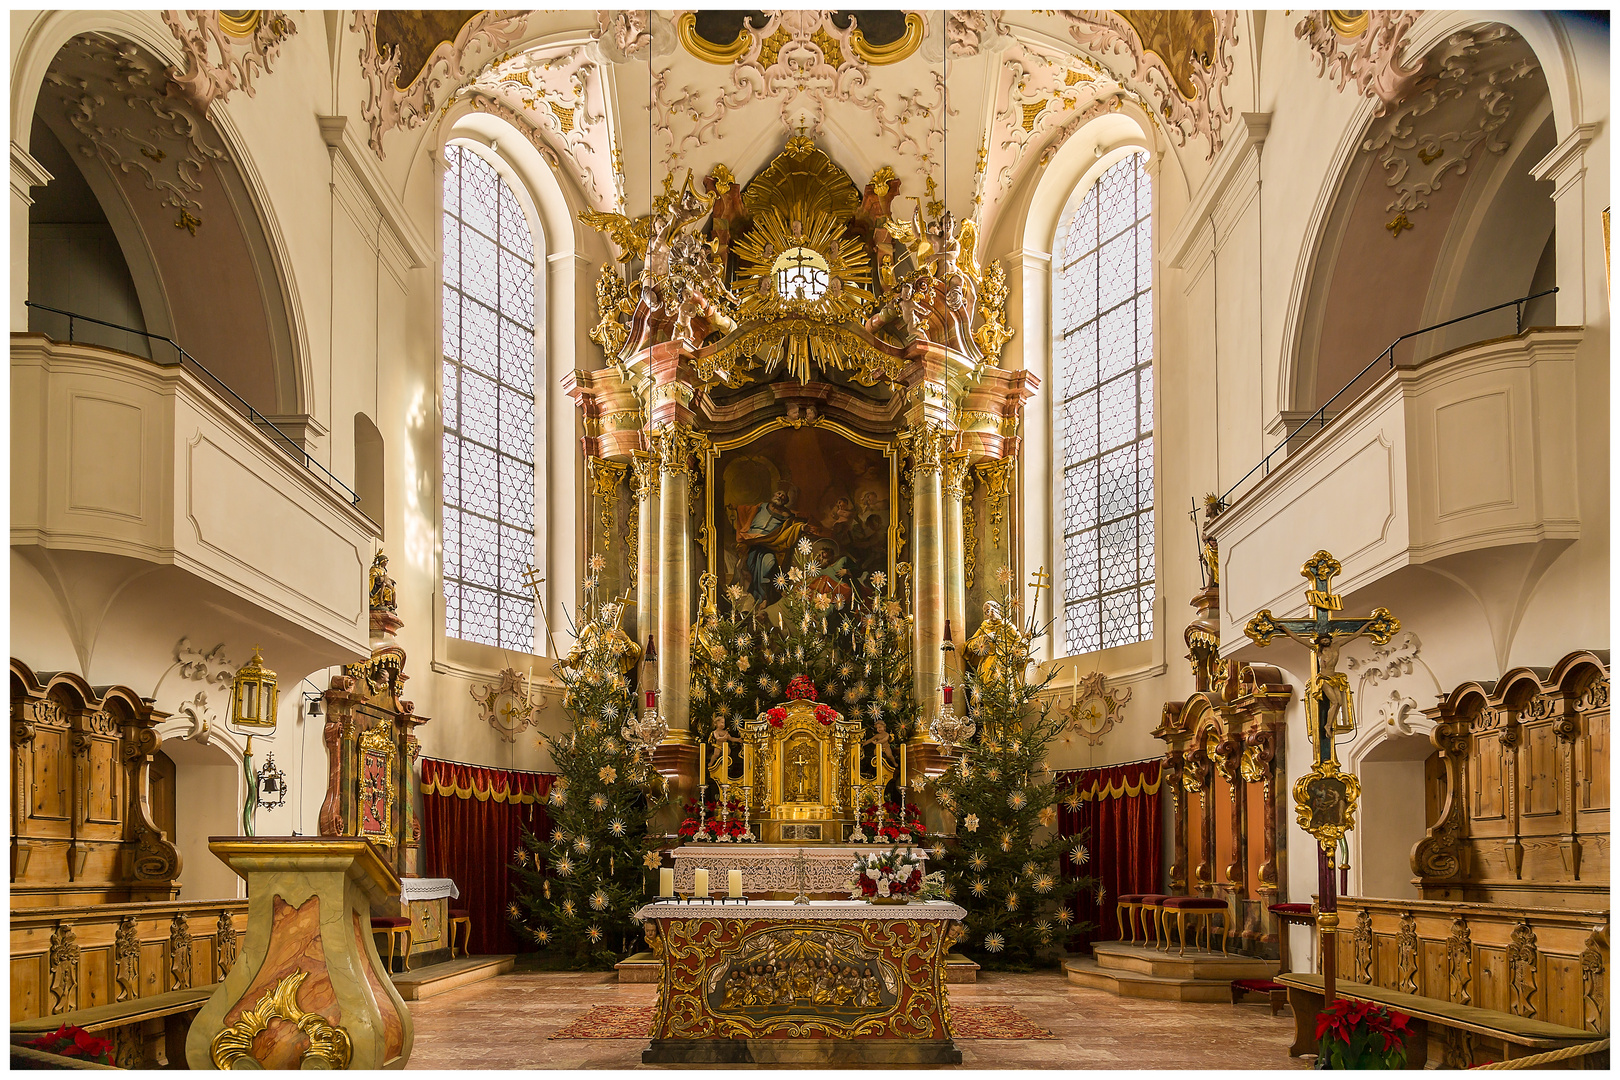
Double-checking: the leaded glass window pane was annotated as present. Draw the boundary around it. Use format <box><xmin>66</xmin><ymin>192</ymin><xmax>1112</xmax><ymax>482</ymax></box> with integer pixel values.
<box><xmin>442</xmin><ymin>143</ymin><xmax>538</xmax><ymax>653</ymax></box>
<box><xmin>1054</xmin><ymin>151</ymin><xmax>1154</xmax><ymax>656</ymax></box>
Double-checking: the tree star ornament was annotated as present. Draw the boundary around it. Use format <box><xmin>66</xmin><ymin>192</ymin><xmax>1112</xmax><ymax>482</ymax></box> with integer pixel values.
<box><xmin>964</xmin><ymin>813</ymin><xmax>980</xmax><ymax>832</ymax></box>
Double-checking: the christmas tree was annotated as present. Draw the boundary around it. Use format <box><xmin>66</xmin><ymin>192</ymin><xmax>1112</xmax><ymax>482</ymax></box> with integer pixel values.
<box><xmin>508</xmin><ymin>562</ymin><xmax>666</xmax><ymax>968</ymax></box>
<box><xmin>690</xmin><ymin>543</ymin><xmax>915</xmax><ymax>751</ymax></box>
<box><xmin>927</xmin><ymin>567</ymin><xmax>1094</xmax><ymax>970</ymax></box>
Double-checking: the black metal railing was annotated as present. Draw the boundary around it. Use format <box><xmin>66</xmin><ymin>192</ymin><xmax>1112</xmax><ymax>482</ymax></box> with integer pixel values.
<box><xmin>1219</xmin><ymin>287</ymin><xmax>1558</xmax><ymax>508</ymax></box>
<box><xmin>23</xmin><ymin>301</ymin><xmax>360</xmax><ymax>505</ymax></box>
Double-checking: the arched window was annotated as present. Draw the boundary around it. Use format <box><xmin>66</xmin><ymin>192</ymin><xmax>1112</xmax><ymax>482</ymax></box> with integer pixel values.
<box><xmin>441</xmin><ymin>142</ymin><xmax>538</xmax><ymax>652</ymax></box>
<box><xmin>1054</xmin><ymin>151</ymin><xmax>1154</xmax><ymax>655</ymax></box>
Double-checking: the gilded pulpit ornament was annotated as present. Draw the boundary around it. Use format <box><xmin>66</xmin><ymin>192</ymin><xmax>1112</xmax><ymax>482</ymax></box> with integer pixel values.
<box><xmin>211</xmin><ymin>970</ymin><xmax>354</xmax><ymax>1069</ymax></box>
<box><xmin>1292</xmin><ymin>758</ymin><xmax>1361</xmax><ymax>846</ymax></box>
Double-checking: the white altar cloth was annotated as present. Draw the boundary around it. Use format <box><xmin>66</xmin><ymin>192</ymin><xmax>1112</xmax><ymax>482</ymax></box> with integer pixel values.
<box><xmin>634</xmin><ymin>898</ymin><xmax>965</xmax><ymax>921</ymax></box>
<box><xmin>670</xmin><ymin>844</ymin><xmax>929</xmax><ymax>895</ymax></box>
<box><xmin>399</xmin><ymin>876</ymin><xmax>459</xmax><ymax>902</ymax></box>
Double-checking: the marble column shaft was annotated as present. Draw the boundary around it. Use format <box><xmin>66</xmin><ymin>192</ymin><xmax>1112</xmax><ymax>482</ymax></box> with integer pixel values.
<box><xmin>632</xmin><ymin>451</ymin><xmax>660</xmax><ymax>658</ymax></box>
<box><xmin>911</xmin><ymin>442</ymin><xmax>945</xmax><ymax>715</ymax></box>
<box><xmin>941</xmin><ymin>453</ymin><xmax>971</xmax><ymax>653</ymax></box>
<box><xmin>656</xmin><ymin>439</ymin><xmax>691</xmax><ymax>732</ymax></box>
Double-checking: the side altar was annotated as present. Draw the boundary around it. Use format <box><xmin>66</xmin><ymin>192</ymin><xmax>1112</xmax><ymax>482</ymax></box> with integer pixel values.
<box><xmin>633</xmin><ymin>899</ymin><xmax>966</xmax><ymax>1065</ymax></box>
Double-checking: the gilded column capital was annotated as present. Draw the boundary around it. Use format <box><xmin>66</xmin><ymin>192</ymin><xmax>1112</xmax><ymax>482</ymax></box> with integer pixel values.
<box><xmin>941</xmin><ymin>451</ymin><xmax>972</xmax><ymax>500</ymax></box>
<box><xmin>650</xmin><ymin>421</ymin><xmax>707</xmax><ymax>476</ymax></box>
<box><xmin>900</xmin><ymin>421</ymin><xmax>951</xmax><ymax>475</ymax></box>
<box><xmin>630</xmin><ymin>450</ymin><xmax>659</xmax><ymax>501</ymax></box>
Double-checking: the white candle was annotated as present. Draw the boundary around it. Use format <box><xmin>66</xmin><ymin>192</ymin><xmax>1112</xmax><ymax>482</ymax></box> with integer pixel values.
<box><xmin>728</xmin><ymin>869</ymin><xmax>743</xmax><ymax>898</ymax></box>
<box><xmin>694</xmin><ymin>868</ymin><xmax>710</xmax><ymax>897</ymax></box>
<box><xmin>1071</xmin><ymin>665</ymin><xmax>1078</xmax><ymax>705</ymax></box>
<box><xmin>659</xmin><ymin>868</ymin><xmax>674</xmax><ymax>897</ymax></box>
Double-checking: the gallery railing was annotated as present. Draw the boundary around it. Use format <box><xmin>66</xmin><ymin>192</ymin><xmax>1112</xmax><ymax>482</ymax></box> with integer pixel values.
<box><xmin>1219</xmin><ymin>287</ymin><xmax>1558</xmax><ymax>510</ymax></box>
<box><xmin>23</xmin><ymin>300</ymin><xmax>359</xmax><ymax>505</ymax></box>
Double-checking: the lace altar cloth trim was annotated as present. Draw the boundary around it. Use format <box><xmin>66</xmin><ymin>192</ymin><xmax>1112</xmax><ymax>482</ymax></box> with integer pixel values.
<box><xmin>634</xmin><ymin>899</ymin><xmax>966</xmax><ymax>921</ymax></box>
<box><xmin>399</xmin><ymin>877</ymin><xmax>460</xmax><ymax>902</ymax></box>
<box><xmin>670</xmin><ymin>845</ymin><xmax>928</xmax><ymax>895</ymax></box>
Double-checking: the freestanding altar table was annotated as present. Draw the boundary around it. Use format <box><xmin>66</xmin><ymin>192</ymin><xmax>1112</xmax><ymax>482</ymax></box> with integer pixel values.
<box><xmin>632</xmin><ymin>899</ymin><xmax>966</xmax><ymax>1065</ymax></box>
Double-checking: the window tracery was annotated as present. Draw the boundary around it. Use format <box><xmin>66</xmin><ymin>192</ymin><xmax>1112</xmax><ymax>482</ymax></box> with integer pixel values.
<box><xmin>1054</xmin><ymin>151</ymin><xmax>1154</xmax><ymax>655</ymax></box>
<box><xmin>442</xmin><ymin>143</ymin><xmax>538</xmax><ymax>652</ymax></box>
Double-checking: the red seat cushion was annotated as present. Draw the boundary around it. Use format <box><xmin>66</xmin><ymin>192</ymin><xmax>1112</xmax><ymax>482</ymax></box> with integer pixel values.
<box><xmin>1233</xmin><ymin>978</ymin><xmax>1284</xmax><ymax>992</ymax></box>
<box><xmin>1162</xmin><ymin>896</ymin><xmax>1226</xmax><ymax>910</ymax></box>
<box><xmin>448</xmin><ymin>909</ymin><xmax>470</xmax><ymax>919</ymax></box>
<box><xmin>1116</xmin><ymin>894</ymin><xmax>1150</xmax><ymax>904</ymax></box>
<box><xmin>1138</xmin><ymin>894</ymin><xmax>1176</xmax><ymax>905</ymax></box>
<box><xmin>1269</xmin><ymin>903</ymin><xmax>1312</xmax><ymax>916</ymax></box>
<box><xmin>370</xmin><ymin>916</ymin><xmax>412</xmax><ymax>928</ymax></box>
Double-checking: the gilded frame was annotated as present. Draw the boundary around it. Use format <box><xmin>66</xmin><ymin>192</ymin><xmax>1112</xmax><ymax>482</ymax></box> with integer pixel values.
<box><xmin>701</xmin><ymin>418</ymin><xmax>902</xmax><ymax>602</ymax></box>
<box><xmin>356</xmin><ymin>719</ymin><xmax>397</xmax><ymax>847</ymax></box>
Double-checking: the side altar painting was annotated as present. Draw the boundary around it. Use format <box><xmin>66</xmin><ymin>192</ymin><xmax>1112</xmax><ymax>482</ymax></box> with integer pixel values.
<box><xmin>711</xmin><ymin>422</ymin><xmax>899</xmax><ymax>617</ymax></box>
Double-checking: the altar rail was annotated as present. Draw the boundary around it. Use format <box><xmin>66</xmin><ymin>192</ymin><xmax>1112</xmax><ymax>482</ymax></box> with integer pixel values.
<box><xmin>1333</xmin><ymin>896</ymin><xmax>1609</xmax><ymax>1034</ymax></box>
<box><xmin>10</xmin><ymin>899</ymin><xmax>248</xmax><ymax>1023</ymax></box>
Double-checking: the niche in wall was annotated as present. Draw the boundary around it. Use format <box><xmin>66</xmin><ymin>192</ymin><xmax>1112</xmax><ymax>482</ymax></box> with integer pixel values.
<box><xmin>355</xmin><ymin>412</ymin><xmax>385</xmax><ymax>535</ymax></box>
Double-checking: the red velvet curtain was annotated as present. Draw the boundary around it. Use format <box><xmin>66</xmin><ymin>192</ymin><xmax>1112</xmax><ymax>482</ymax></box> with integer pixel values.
<box><xmin>421</xmin><ymin>758</ymin><xmax>552</xmax><ymax>956</ymax></box>
<box><xmin>1057</xmin><ymin>759</ymin><xmax>1163</xmax><ymax>953</ymax></box>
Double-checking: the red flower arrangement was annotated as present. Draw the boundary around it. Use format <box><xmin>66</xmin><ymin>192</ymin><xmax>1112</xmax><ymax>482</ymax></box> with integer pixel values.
<box><xmin>784</xmin><ymin>675</ymin><xmax>818</xmax><ymax>701</ymax></box>
<box><xmin>814</xmin><ymin>703</ymin><xmax>837</xmax><ymax>725</ymax></box>
<box><xmin>1314</xmin><ymin>997</ymin><xmax>1413</xmax><ymax>1069</ymax></box>
<box><xmin>765</xmin><ymin>707</ymin><xmax>788</xmax><ymax>728</ymax></box>
<box><xmin>677</xmin><ymin>798</ymin><xmax>752</xmax><ymax>842</ymax></box>
<box><xmin>855</xmin><ymin>800</ymin><xmax>926</xmax><ymax>843</ymax></box>
<box><xmin>24</xmin><ymin>1025</ymin><xmax>116</xmax><ymax>1066</ymax></box>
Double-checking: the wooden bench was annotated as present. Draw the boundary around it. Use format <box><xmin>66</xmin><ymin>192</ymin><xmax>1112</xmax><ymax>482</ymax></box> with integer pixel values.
<box><xmin>10</xmin><ymin>985</ymin><xmax>216</xmax><ymax>1069</ymax></box>
<box><xmin>1277</xmin><ymin>973</ymin><xmax>1608</xmax><ymax>1069</ymax></box>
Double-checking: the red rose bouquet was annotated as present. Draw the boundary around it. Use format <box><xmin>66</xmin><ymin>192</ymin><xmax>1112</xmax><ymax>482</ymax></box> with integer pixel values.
<box><xmin>24</xmin><ymin>1025</ymin><xmax>116</xmax><ymax>1066</ymax></box>
<box><xmin>1314</xmin><ymin>998</ymin><xmax>1413</xmax><ymax>1069</ymax></box>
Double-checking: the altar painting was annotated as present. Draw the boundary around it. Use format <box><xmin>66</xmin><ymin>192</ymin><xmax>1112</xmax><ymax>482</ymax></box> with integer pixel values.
<box><xmin>710</xmin><ymin>423</ymin><xmax>898</xmax><ymax>617</ymax></box>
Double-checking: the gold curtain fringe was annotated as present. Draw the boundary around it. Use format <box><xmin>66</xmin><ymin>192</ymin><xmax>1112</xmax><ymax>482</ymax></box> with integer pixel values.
<box><xmin>1064</xmin><ymin>771</ymin><xmax>1163</xmax><ymax>802</ymax></box>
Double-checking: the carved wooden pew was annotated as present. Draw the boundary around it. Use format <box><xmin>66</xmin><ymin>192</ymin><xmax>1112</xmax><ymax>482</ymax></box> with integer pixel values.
<box><xmin>10</xmin><ymin>985</ymin><xmax>216</xmax><ymax>1069</ymax></box>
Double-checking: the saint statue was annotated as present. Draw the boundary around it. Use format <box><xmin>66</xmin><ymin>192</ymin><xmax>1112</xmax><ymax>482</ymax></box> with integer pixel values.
<box><xmin>559</xmin><ymin>600</ymin><xmax>642</xmax><ymax>678</ymax></box>
<box><xmin>963</xmin><ymin>600</ymin><xmax>1024</xmax><ymax>685</ymax></box>
<box><xmin>369</xmin><ymin>550</ymin><xmax>397</xmax><ymax>614</ymax></box>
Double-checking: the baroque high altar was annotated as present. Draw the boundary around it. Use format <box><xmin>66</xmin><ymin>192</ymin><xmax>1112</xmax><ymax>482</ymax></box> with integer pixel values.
<box><xmin>568</xmin><ymin>135</ymin><xmax>1034</xmax><ymax>822</ymax></box>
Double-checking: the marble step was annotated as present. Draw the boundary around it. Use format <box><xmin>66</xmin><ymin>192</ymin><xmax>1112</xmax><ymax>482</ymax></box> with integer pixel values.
<box><xmin>1092</xmin><ymin>941</ymin><xmax>1277</xmax><ymax>982</ymax></box>
<box><xmin>1063</xmin><ymin>956</ymin><xmax>1247</xmax><ymax>1003</ymax></box>
<box><xmin>392</xmin><ymin>954</ymin><xmax>515</xmax><ymax>1000</ymax></box>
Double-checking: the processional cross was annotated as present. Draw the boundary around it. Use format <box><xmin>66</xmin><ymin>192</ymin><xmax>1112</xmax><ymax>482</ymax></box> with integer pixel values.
<box><xmin>1244</xmin><ymin>550</ymin><xmax>1399</xmax><ymax>1006</ymax></box>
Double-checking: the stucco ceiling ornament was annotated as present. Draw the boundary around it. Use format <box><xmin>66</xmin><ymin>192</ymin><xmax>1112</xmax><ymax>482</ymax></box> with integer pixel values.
<box><xmin>592</xmin><ymin>9</ymin><xmax>677</xmax><ymax>63</ymax></box>
<box><xmin>1058</xmin><ymin>671</ymin><xmax>1133</xmax><ymax>747</ymax></box>
<box><xmin>1061</xmin><ymin>10</ymin><xmax>1238</xmax><ymax>160</ymax></box>
<box><xmin>1360</xmin><ymin>27</ymin><xmax>1540</xmax><ymax>233</ymax></box>
<box><xmin>1294</xmin><ymin>9</ymin><xmax>1425</xmax><ymax>116</ymax></box>
<box><xmin>458</xmin><ymin>44</ymin><xmax>618</xmax><ymax>210</ymax></box>
<box><xmin>1345</xmin><ymin>631</ymin><xmax>1440</xmax><ymax>735</ymax></box>
<box><xmin>352</xmin><ymin>10</ymin><xmax>531</xmax><ymax>157</ymax></box>
<box><xmin>940</xmin><ymin>10</ymin><xmax>1013</xmax><ymax>59</ymax></box>
<box><xmin>161</xmin><ymin>10</ymin><xmax>297</xmax><ymax>114</ymax></box>
<box><xmin>651</xmin><ymin>10</ymin><xmax>944</xmax><ymax>188</ymax></box>
<box><xmin>43</xmin><ymin>33</ymin><xmax>229</xmax><ymax>219</ymax></box>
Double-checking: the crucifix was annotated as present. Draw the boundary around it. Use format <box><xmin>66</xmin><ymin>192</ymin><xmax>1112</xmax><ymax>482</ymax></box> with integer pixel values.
<box><xmin>1244</xmin><ymin>550</ymin><xmax>1398</xmax><ymax>1007</ymax></box>
<box><xmin>1027</xmin><ymin>565</ymin><xmax>1052</xmax><ymax>629</ymax></box>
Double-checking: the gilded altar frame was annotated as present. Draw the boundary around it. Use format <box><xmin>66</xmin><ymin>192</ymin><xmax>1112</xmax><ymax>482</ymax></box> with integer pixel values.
<box><xmin>701</xmin><ymin>418</ymin><xmax>903</xmax><ymax>597</ymax></box>
<box><xmin>741</xmin><ymin>700</ymin><xmax>864</xmax><ymax>843</ymax></box>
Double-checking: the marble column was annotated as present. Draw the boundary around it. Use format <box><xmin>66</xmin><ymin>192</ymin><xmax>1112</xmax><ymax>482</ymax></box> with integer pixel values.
<box><xmin>631</xmin><ymin>450</ymin><xmax>660</xmax><ymax>654</ymax></box>
<box><xmin>907</xmin><ymin>423</ymin><xmax>947</xmax><ymax>714</ymax></box>
<box><xmin>654</xmin><ymin>423</ymin><xmax>694</xmax><ymax>733</ymax></box>
<box><xmin>941</xmin><ymin>453</ymin><xmax>971</xmax><ymax>651</ymax></box>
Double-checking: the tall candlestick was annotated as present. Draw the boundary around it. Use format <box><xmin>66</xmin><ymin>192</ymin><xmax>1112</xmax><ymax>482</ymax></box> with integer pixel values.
<box><xmin>698</xmin><ymin>743</ymin><xmax>706</xmax><ymax>797</ymax></box>
<box><xmin>900</xmin><ymin>744</ymin><xmax>907</xmax><ymax>795</ymax></box>
<box><xmin>659</xmin><ymin>867</ymin><xmax>674</xmax><ymax>897</ymax></box>
<box><xmin>728</xmin><ymin>869</ymin><xmax>743</xmax><ymax>898</ymax></box>
<box><xmin>693</xmin><ymin>868</ymin><xmax>710</xmax><ymax>897</ymax></box>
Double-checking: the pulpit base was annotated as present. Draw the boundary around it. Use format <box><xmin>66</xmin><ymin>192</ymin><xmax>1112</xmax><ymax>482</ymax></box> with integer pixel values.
<box><xmin>642</xmin><ymin>1038</ymin><xmax>962</xmax><ymax>1065</ymax></box>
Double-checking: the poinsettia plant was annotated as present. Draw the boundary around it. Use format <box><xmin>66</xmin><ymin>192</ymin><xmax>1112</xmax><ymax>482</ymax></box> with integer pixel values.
<box><xmin>676</xmin><ymin>797</ymin><xmax>754</xmax><ymax>842</ymax></box>
<box><xmin>24</xmin><ymin>1025</ymin><xmax>116</xmax><ymax>1066</ymax></box>
<box><xmin>848</xmin><ymin>846</ymin><xmax>926</xmax><ymax>899</ymax></box>
<box><xmin>849</xmin><ymin>800</ymin><xmax>926</xmax><ymax>843</ymax></box>
<box><xmin>765</xmin><ymin>706</ymin><xmax>788</xmax><ymax>728</ymax></box>
<box><xmin>814</xmin><ymin>703</ymin><xmax>838</xmax><ymax>725</ymax></box>
<box><xmin>784</xmin><ymin>674</ymin><xmax>818</xmax><ymax>701</ymax></box>
<box><xmin>1314</xmin><ymin>998</ymin><xmax>1413</xmax><ymax>1069</ymax></box>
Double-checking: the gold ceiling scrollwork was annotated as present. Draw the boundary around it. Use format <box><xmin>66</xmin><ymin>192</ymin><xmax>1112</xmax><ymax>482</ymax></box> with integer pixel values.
<box><xmin>678</xmin><ymin>11</ymin><xmax>925</xmax><ymax>67</ymax></box>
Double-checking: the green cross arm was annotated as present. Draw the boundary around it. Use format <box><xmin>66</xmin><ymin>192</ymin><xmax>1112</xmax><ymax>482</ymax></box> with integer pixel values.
<box><xmin>1245</xmin><ymin>607</ymin><xmax>1399</xmax><ymax>649</ymax></box>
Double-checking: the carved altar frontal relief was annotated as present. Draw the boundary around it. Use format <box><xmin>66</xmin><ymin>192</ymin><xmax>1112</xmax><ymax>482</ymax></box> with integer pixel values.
<box><xmin>707</xmin><ymin>926</ymin><xmax>898</xmax><ymax>1024</ymax></box>
<box><xmin>709</xmin><ymin>421</ymin><xmax>901</xmax><ymax>618</ymax></box>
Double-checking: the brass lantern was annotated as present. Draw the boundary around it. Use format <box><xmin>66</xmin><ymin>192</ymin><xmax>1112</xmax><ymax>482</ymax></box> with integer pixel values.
<box><xmin>230</xmin><ymin>645</ymin><xmax>279</xmax><ymax>732</ymax></box>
